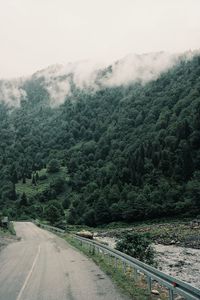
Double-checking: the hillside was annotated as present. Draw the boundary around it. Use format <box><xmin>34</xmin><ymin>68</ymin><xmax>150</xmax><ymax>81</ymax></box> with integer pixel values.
<box><xmin>14</xmin><ymin>167</ymin><xmax>69</xmax><ymax>222</ymax></box>
<box><xmin>0</xmin><ymin>53</ymin><xmax>200</xmax><ymax>226</ymax></box>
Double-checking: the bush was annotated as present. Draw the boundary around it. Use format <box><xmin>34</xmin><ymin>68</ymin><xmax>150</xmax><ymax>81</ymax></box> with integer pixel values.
<box><xmin>116</xmin><ymin>232</ymin><xmax>156</xmax><ymax>265</ymax></box>
<box><xmin>50</xmin><ymin>177</ymin><xmax>65</xmax><ymax>193</ymax></box>
<box><xmin>44</xmin><ymin>203</ymin><xmax>61</xmax><ymax>225</ymax></box>
<box><xmin>39</xmin><ymin>174</ymin><xmax>47</xmax><ymax>180</ymax></box>
<box><xmin>47</xmin><ymin>159</ymin><xmax>60</xmax><ymax>173</ymax></box>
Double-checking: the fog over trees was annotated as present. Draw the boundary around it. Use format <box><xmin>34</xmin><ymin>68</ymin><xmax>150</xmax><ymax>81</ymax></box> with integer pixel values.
<box><xmin>0</xmin><ymin>54</ymin><xmax>200</xmax><ymax>226</ymax></box>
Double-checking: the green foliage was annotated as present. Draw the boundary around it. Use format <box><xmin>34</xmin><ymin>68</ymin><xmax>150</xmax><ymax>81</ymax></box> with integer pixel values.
<box><xmin>0</xmin><ymin>55</ymin><xmax>200</xmax><ymax>224</ymax></box>
<box><xmin>44</xmin><ymin>200</ymin><xmax>63</xmax><ymax>225</ymax></box>
<box><xmin>47</xmin><ymin>159</ymin><xmax>60</xmax><ymax>173</ymax></box>
<box><xmin>62</xmin><ymin>197</ymin><xmax>70</xmax><ymax>209</ymax></box>
<box><xmin>20</xmin><ymin>192</ymin><xmax>28</xmax><ymax>207</ymax></box>
<box><xmin>116</xmin><ymin>232</ymin><xmax>155</xmax><ymax>265</ymax></box>
<box><xmin>66</xmin><ymin>235</ymin><xmax>153</xmax><ymax>300</ymax></box>
<box><xmin>94</xmin><ymin>198</ymin><xmax>111</xmax><ymax>225</ymax></box>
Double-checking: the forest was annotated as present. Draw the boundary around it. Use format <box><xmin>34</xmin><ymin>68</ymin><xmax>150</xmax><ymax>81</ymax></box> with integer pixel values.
<box><xmin>0</xmin><ymin>55</ymin><xmax>200</xmax><ymax>226</ymax></box>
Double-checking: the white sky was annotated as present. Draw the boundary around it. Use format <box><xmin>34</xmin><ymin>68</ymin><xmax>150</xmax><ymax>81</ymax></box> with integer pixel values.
<box><xmin>0</xmin><ymin>0</ymin><xmax>200</xmax><ymax>79</ymax></box>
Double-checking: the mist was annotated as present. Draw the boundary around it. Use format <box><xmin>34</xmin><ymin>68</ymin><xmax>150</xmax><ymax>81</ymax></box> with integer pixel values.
<box><xmin>1</xmin><ymin>51</ymin><xmax>197</xmax><ymax>107</ymax></box>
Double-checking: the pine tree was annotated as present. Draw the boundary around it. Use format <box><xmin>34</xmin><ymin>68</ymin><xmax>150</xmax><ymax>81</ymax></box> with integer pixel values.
<box><xmin>20</xmin><ymin>192</ymin><xmax>28</xmax><ymax>206</ymax></box>
<box><xmin>32</xmin><ymin>175</ymin><xmax>36</xmax><ymax>186</ymax></box>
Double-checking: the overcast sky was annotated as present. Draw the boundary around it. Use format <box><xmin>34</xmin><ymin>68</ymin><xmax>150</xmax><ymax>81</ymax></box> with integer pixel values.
<box><xmin>0</xmin><ymin>0</ymin><xmax>200</xmax><ymax>79</ymax></box>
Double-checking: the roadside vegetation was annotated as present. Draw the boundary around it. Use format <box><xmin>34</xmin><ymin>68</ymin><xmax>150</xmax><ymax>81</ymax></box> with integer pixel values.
<box><xmin>65</xmin><ymin>234</ymin><xmax>167</xmax><ymax>300</ymax></box>
<box><xmin>0</xmin><ymin>218</ymin><xmax>17</xmax><ymax>253</ymax></box>
<box><xmin>116</xmin><ymin>232</ymin><xmax>156</xmax><ymax>266</ymax></box>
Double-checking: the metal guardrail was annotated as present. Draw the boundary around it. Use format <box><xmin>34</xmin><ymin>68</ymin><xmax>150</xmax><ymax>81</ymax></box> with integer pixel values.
<box><xmin>74</xmin><ymin>235</ymin><xmax>200</xmax><ymax>300</ymax></box>
<box><xmin>35</xmin><ymin>221</ymin><xmax>65</xmax><ymax>234</ymax></box>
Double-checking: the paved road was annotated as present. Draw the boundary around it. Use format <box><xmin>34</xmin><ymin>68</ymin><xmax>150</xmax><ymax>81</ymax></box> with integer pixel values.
<box><xmin>0</xmin><ymin>222</ymin><xmax>128</xmax><ymax>300</ymax></box>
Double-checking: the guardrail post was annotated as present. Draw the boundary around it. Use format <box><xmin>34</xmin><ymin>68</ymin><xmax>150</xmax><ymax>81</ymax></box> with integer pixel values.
<box><xmin>168</xmin><ymin>289</ymin><xmax>174</xmax><ymax>300</ymax></box>
<box><xmin>122</xmin><ymin>261</ymin><xmax>126</xmax><ymax>274</ymax></box>
<box><xmin>134</xmin><ymin>268</ymin><xmax>138</xmax><ymax>280</ymax></box>
<box><xmin>147</xmin><ymin>276</ymin><xmax>152</xmax><ymax>293</ymax></box>
<box><xmin>92</xmin><ymin>245</ymin><xmax>95</xmax><ymax>255</ymax></box>
<box><xmin>108</xmin><ymin>254</ymin><xmax>112</xmax><ymax>265</ymax></box>
<box><xmin>114</xmin><ymin>257</ymin><xmax>118</xmax><ymax>269</ymax></box>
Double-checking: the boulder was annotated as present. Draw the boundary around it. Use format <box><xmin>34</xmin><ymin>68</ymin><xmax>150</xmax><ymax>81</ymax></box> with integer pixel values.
<box><xmin>76</xmin><ymin>230</ymin><xmax>93</xmax><ymax>239</ymax></box>
<box><xmin>151</xmin><ymin>289</ymin><xmax>159</xmax><ymax>295</ymax></box>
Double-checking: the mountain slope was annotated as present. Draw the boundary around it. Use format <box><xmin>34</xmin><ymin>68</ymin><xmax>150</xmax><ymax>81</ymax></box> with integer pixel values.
<box><xmin>0</xmin><ymin>53</ymin><xmax>200</xmax><ymax>225</ymax></box>
<box><xmin>0</xmin><ymin>52</ymin><xmax>183</xmax><ymax>107</ymax></box>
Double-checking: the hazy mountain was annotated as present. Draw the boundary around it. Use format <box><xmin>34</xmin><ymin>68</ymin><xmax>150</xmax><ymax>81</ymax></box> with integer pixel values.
<box><xmin>0</xmin><ymin>51</ymin><xmax>200</xmax><ymax>225</ymax></box>
<box><xmin>0</xmin><ymin>51</ymin><xmax>193</xmax><ymax>108</ymax></box>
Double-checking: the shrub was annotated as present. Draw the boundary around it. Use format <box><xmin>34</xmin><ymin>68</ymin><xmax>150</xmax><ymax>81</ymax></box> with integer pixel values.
<box><xmin>47</xmin><ymin>159</ymin><xmax>60</xmax><ymax>173</ymax></box>
<box><xmin>44</xmin><ymin>201</ymin><xmax>63</xmax><ymax>225</ymax></box>
<box><xmin>39</xmin><ymin>174</ymin><xmax>47</xmax><ymax>180</ymax></box>
<box><xmin>116</xmin><ymin>232</ymin><xmax>156</xmax><ymax>265</ymax></box>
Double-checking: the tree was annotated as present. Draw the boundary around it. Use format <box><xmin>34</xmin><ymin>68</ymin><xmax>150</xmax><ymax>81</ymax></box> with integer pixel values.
<box><xmin>185</xmin><ymin>172</ymin><xmax>200</xmax><ymax>211</ymax></box>
<box><xmin>83</xmin><ymin>209</ymin><xmax>95</xmax><ymax>226</ymax></box>
<box><xmin>116</xmin><ymin>232</ymin><xmax>155</xmax><ymax>265</ymax></box>
<box><xmin>32</xmin><ymin>175</ymin><xmax>36</xmax><ymax>186</ymax></box>
<box><xmin>44</xmin><ymin>202</ymin><xmax>62</xmax><ymax>225</ymax></box>
<box><xmin>10</xmin><ymin>165</ymin><xmax>18</xmax><ymax>184</ymax></box>
<box><xmin>67</xmin><ymin>206</ymin><xmax>78</xmax><ymax>224</ymax></box>
<box><xmin>94</xmin><ymin>198</ymin><xmax>111</xmax><ymax>225</ymax></box>
<box><xmin>50</xmin><ymin>177</ymin><xmax>65</xmax><ymax>193</ymax></box>
<box><xmin>20</xmin><ymin>192</ymin><xmax>28</xmax><ymax>207</ymax></box>
<box><xmin>35</xmin><ymin>172</ymin><xmax>39</xmax><ymax>181</ymax></box>
<box><xmin>62</xmin><ymin>197</ymin><xmax>70</xmax><ymax>209</ymax></box>
<box><xmin>47</xmin><ymin>159</ymin><xmax>60</xmax><ymax>173</ymax></box>
<box><xmin>22</xmin><ymin>175</ymin><xmax>26</xmax><ymax>184</ymax></box>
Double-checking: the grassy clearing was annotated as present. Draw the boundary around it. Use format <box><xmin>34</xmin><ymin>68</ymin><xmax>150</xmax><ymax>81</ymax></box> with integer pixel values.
<box><xmin>64</xmin><ymin>234</ymin><xmax>168</xmax><ymax>300</ymax></box>
<box><xmin>16</xmin><ymin>167</ymin><xmax>68</xmax><ymax>200</ymax></box>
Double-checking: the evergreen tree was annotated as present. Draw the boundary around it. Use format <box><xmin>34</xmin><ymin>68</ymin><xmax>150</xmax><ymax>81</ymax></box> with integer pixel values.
<box><xmin>20</xmin><ymin>192</ymin><xmax>28</xmax><ymax>207</ymax></box>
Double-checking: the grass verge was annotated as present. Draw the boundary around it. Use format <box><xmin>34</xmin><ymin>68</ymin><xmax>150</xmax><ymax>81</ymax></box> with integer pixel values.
<box><xmin>64</xmin><ymin>234</ymin><xmax>168</xmax><ymax>300</ymax></box>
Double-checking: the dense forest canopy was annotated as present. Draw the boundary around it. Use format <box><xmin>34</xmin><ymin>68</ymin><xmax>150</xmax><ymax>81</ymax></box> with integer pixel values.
<box><xmin>0</xmin><ymin>54</ymin><xmax>200</xmax><ymax>226</ymax></box>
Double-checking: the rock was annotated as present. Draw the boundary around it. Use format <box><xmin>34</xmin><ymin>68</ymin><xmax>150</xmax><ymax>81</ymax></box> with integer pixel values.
<box><xmin>151</xmin><ymin>289</ymin><xmax>159</xmax><ymax>295</ymax></box>
<box><xmin>76</xmin><ymin>230</ymin><xmax>93</xmax><ymax>239</ymax></box>
<box><xmin>175</xmin><ymin>296</ymin><xmax>185</xmax><ymax>300</ymax></box>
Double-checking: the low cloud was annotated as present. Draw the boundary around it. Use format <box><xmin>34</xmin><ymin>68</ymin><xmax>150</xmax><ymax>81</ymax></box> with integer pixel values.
<box><xmin>102</xmin><ymin>52</ymin><xmax>180</xmax><ymax>86</ymax></box>
<box><xmin>0</xmin><ymin>79</ymin><xmax>26</xmax><ymax>107</ymax></box>
<box><xmin>0</xmin><ymin>50</ymin><xmax>198</xmax><ymax>107</ymax></box>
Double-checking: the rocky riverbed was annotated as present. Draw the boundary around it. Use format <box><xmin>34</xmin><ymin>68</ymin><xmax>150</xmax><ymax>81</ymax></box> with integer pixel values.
<box><xmin>93</xmin><ymin>220</ymin><xmax>200</xmax><ymax>249</ymax></box>
<box><xmin>93</xmin><ymin>223</ymin><xmax>200</xmax><ymax>289</ymax></box>
<box><xmin>155</xmin><ymin>244</ymin><xmax>200</xmax><ymax>289</ymax></box>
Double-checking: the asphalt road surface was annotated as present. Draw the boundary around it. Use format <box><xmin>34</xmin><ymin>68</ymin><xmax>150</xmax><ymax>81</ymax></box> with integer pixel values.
<box><xmin>0</xmin><ymin>222</ymin><xmax>129</xmax><ymax>300</ymax></box>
